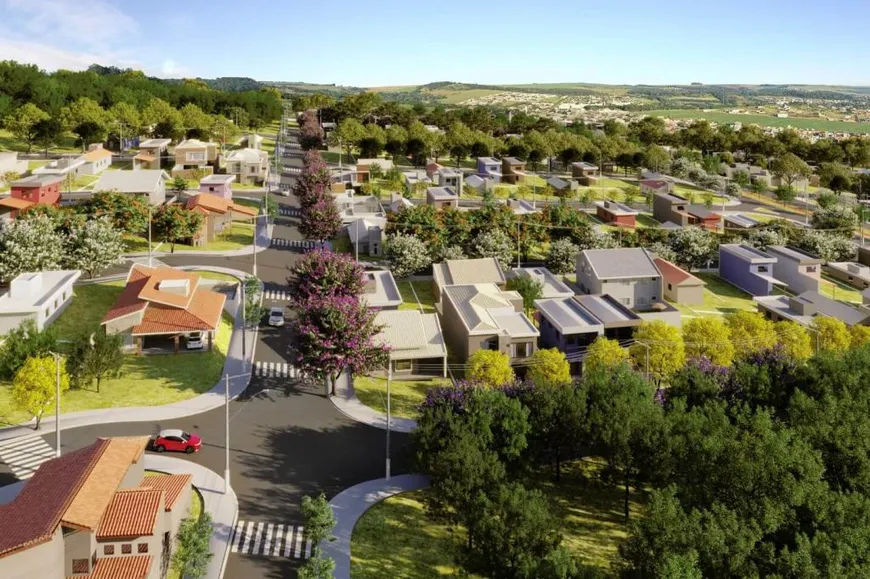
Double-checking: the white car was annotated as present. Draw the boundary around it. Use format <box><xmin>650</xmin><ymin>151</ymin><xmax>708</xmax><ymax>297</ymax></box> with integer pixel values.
<box><xmin>186</xmin><ymin>332</ymin><xmax>204</xmax><ymax>350</ymax></box>
<box><xmin>268</xmin><ymin>307</ymin><xmax>285</xmax><ymax>327</ymax></box>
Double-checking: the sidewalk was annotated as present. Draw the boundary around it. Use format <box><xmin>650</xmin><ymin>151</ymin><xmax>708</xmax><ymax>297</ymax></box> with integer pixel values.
<box><xmin>125</xmin><ymin>219</ymin><xmax>273</xmax><ymax>259</ymax></box>
<box><xmin>329</xmin><ymin>370</ymin><xmax>417</xmax><ymax>433</ymax></box>
<box><xmin>145</xmin><ymin>455</ymin><xmax>237</xmax><ymax>579</ymax></box>
<box><xmin>322</xmin><ymin>474</ymin><xmax>429</xmax><ymax>579</ymax></box>
<box><xmin>0</xmin><ymin>267</ymin><xmax>259</xmax><ymax>442</ymax></box>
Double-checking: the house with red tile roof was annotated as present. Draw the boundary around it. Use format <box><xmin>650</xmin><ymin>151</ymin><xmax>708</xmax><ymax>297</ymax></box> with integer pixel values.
<box><xmin>81</xmin><ymin>144</ymin><xmax>114</xmax><ymax>175</ymax></box>
<box><xmin>654</xmin><ymin>257</ymin><xmax>706</xmax><ymax>305</ymax></box>
<box><xmin>0</xmin><ymin>436</ymin><xmax>192</xmax><ymax>579</ymax></box>
<box><xmin>101</xmin><ymin>264</ymin><xmax>227</xmax><ymax>353</ymax></box>
<box><xmin>184</xmin><ymin>192</ymin><xmax>256</xmax><ymax>246</ymax></box>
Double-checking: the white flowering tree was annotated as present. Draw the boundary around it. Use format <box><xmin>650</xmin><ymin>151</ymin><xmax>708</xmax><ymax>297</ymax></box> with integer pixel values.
<box><xmin>472</xmin><ymin>229</ymin><xmax>514</xmax><ymax>271</ymax></box>
<box><xmin>545</xmin><ymin>238</ymin><xmax>579</xmax><ymax>275</ymax></box>
<box><xmin>0</xmin><ymin>215</ymin><xmax>63</xmax><ymax>283</ymax></box>
<box><xmin>64</xmin><ymin>217</ymin><xmax>126</xmax><ymax>278</ymax></box>
<box><xmin>385</xmin><ymin>233</ymin><xmax>432</xmax><ymax>279</ymax></box>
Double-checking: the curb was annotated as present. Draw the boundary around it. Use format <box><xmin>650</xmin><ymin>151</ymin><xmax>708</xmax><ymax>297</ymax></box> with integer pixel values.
<box><xmin>328</xmin><ymin>371</ymin><xmax>418</xmax><ymax>433</ymax></box>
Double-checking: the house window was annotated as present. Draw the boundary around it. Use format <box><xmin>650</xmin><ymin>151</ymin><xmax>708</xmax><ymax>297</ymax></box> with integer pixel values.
<box><xmin>620</xmin><ymin>297</ymin><xmax>631</xmax><ymax>306</ymax></box>
<box><xmin>138</xmin><ymin>543</ymin><xmax>149</xmax><ymax>554</ymax></box>
<box><xmin>667</xmin><ymin>283</ymin><xmax>673</xmax><ymax>291</ymax></box>
<box><xmin>72</xmin><ymin>559</ymin><xmax>89</xmax><ymax>573</ymax></box>
<box><xmin>482</xmin><ymin>338</ymin><xmax>498</xmax><ymax>350</ymax></box>
<box><xmin>512</xmin><ymin>343</ymin><xmax>531</xmax><ymax>358</ymax></box>
<box><xmin>393</xmin><ymin>360</ymin><xmax>412</xmax><ymax>372</ymax></box>
<box><xmin>757</xmin><ymin>265</ymin><xmax>769</xmax><ymax>273</ymax></box>
<box><xmin>806</xmin><ymin>266</ymin><xmax>817</xmax><ymax>273</ymax></box>
<box><xmin>45</xmin><ymin>308</ymin><xmax>49</xmax><ymax>317</ymax></box>
<box><xmin>122</xmin><ymin>544</ymin><xmax>132</xmax><ymax>554</ymax></box>
<box><xmin>104</xmin><ymin>545</ymin><xmax>115</xmax><ymax>555</ymax></box>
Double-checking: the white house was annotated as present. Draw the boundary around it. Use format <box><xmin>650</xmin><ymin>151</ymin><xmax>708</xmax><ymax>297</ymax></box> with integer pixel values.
<box><xmin>0</xmin><ymin>270</ymin><xmax>82</xmax><ymax>335</ymax></box>
<box><xmin>223</xmin><ymin>148</ymin><xmax>269</xmax><ymax>185</ymax></box>
<box><xmin>80</xmin><ymin>144</ymin><xmax>114</xmax><ymax>175</ymax></box>
<box><xmin>32</xmin><ymin>155</ymin><xmax>86</xmax><ymax>179</ymax></box>
<box><xmin>93</xmin><ymin>169</ymin><xmax>169</xmax><ymax>205</ymax></box>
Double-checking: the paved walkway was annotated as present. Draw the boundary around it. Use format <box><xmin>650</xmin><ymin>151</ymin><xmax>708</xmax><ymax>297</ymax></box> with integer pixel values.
<box><xmin>0</xmin><ymin>266</ymin><xmax>259</xmax><ymax>442</ymax></box>
<box><xmin>146</xmin><ymin>455</ymin><xmax>238</xmax><ymax>579</ymax></box>
<box><xmin>329</xmin><ymin>371</ymin><xmax>417</xmax><ymax>433</ymax></box>
<box><xmin>322</xmin><ymin>474</ymin><xmax>430</xmax><ymax>579</ymax></box>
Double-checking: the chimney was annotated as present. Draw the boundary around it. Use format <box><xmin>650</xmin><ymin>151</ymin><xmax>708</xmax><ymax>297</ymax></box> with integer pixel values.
<box><xmin>157</xmin><ymin>278</ymin><xmax>190</xmax><ymax>297</ymax></box>
<box><xmin>9</xmin><ymin>273</ymin><xmax>43</xmax><ymax>299</ymax></box>
<box><xmin>789</xmin><ymin>296</ymin><xmax>816</xmax><ymax>316</ymax></box>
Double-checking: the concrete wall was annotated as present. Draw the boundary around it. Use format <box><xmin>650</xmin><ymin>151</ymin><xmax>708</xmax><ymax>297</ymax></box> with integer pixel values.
<box><xmin>0</xmin><ymin>529</ymin><xmax>65</xmax><ymax>579</ymax></box>
<box><xmin>824</xmin><ymin>265</ymin><xmax>870</xmax><ymax>290</ymax></box>
<box><xmin>719</xmin><ymin>251</ymin><xmax>772</xmax><ymax>296</ymax></box>
<box><xmin>601</xmin><ymin>278</ymin><xmax>661</xmax><ymax>309</ymax></box>
<box><xmin>64</xmin><ymin>528</ymin><xmax>97</xmax><ymax>576</ymax></box>
<box><xmin>636</xmin><ymin>309</ymin><xmax>682</xmax><ymax>328</ymax></box>
<box><xmin>0</xmin><ymin>311</ymin><xmax>36</xmax><ymax>336</ymax></box>
<box><xmin>773</xmin><ymin>259</ymin><xmax>820</xmax><ymax>294</ymax></box>
<box><xmin>538</xmin><ymin>314</ymin><xmax>600</xmax><ymax>357</ymax></box>
<box><xmin>664</xmin><ymin>282</ymin><xmax>704</xmax><ymax>305</ymax></box>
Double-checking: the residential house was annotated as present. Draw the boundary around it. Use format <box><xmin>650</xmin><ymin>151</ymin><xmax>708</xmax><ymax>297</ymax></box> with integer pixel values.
<box><xmin>244</xmin><ymin>133</ymin><xmax>263</xmax><ymax>149</ymax></box>
<box><xmin>347</xmin><ymin>217</ymin><xmax>386</xmax><ymax>257</ymax></box>
<box><xmin>765</xmin><ymin>246</ymin><xmax>823</xmax><ymax>294</ymax></box>
<box><xmin>464</xmin><ymin>174</ymin><xmax>491</xmax><ymax>193</ymax></box>
<box><xmin>502</xmin><ymin>157</ymin><xmax>527</xmax><ymax>184</ymax></box>
<box><xmin>440</xmin><ymin>283</ymin><xmax>539</xmax><ymax>363</ymax></box>
<box><xmin>571</xmin><ymin>162</ymin><xmax>598</xmax><ymax>185</ymax></box>
<box><xmin>576</xmin><ymin>248</ymin><xmax>663</xmax><ymax>310</ymax></box>
<box><xmin>170</xmin><ymin>139</ymin><xmax>217</xmax><ymax>179</ymax></box>
<box><xmin>0</xmin><ymin>152</ymin><xmax>27</xmax><ymax>181</ymax></box>
<box><xmin>426</xmin><ymin>186</ymin><xmax>459</xmax><ymax>209</ymax></box>
<box><xmin>724</xmin><ymin>213</ymin><xmax>762</xmax><ymax>229</ymax></box>
<box><xmin>641</xmin><ymin>178</ymin><xmax>674</xmax><ymax>197</ymax></box>
<box><xmin>573</xmin><ymin>293</ymin><xmax>642</xmax><ymax>340</ymax></box>
<box><xmin>433</xmin><ymin>167</ymin><xmax>464</xmax><ymax>191</ymax></box>
<box><xmin>80</xmin><ymin>144</ymin><xmax>113</xmax><ymax>175</ymax></box>
<box><xmin>755</xmin><ymin>290</ymin><xmax>870</xmax><ymax>327</ymax></box>
<box><xmin>402</xmin><ymin>170</ymin><xmax>430</xmax><ymax>194</ymax></box>
<box><xmin>595</xmin><ymin>200</ymin><xmax>637</xmax><ymax>228</ymax></box>
<box><xmin>361</xmin><ymin>270</ymin><xmax>403</xmax><ymax>309</ymax></box>
<box><xmin>333</xmin><ymin>193</ymin><xmax>384</xmax><ymax>223</ymax></box>
<box><xmin>0</xmin><ymin>436</ymin><xmax>192</xmax><ymax>579</ymax></box>
<box><xmin>824</xmin><ymin>261</ymin><xmax>870</xmax><ymax>290</ymax></box>
<box><xmin>354</xmin><ymin>159</ymin><xmax>393</xmax><ymax>183</ymax></box>
<box><xmin>509</xmin><ymin>267</ymin><xmax>574</xmax><ymax>299</ymax></box>
<box><xmin>388</xmin><ymin>192</ymin><xmax>414</xmax><ymax>213</ymax></box>
<box><xmin>134</xmin><ymin>138</ymin><xmax>171</xmax><ymax>170</ymax></box>
<box><xmin>505</xmin><ymin>199</ymin><xmax>538</xmax><ymax>215</ymax></box>
<box><xmin>0</xmin><ymin>197</ymin><xmax>34</xmax><ymax>222</ymax></box>
<box><xmin>432</xmin><ymin>257</ymin><xmax>506</xmax><ymax>305</ymax></box>
<box><xmin>424</xmin><ymin>162</ymin><xmax>443</xmax><ymax>179</ymax></box>
<box><xmin>101</xmin><ymin>265</ymin><xmax>227</xmax><ymax>353</ymax></box>
<box><xmin>32</xmin><ymin>155</ymin><xmax>86</xmax><ymax>180</ymax></box>
<box><xmin>771</xmin><ymin>174</ymin><xmax>809</xmax><ymax>190</ymax></box>
<box><xmin>654</xmin><ymin>257</ymin><xmax>705</xmax><ymax>305</ymax></box>
<box><xmin>535</xmin><ymin>296</ymin><xmax>605</xmax><ymax>374</ymax></box>
<box><xmin>652</xmin><ymin>190</ymin><xmax>720</xmax><ymax>229</ymax></box>
<box><xmin>546</xmin><ymin>176</ymin><xmax>577</xmax><ymax>196</ymax></box>
<box><xmin>724</xmin><ymin>163</ymin><xmax>768</xmax><ymax>184</ymax></box>
<box><xmin>719</xmin><ymin>244</ymin><xmax>785</xmax><ymax>296</ymax></box>
<box><xmin>858</xmin><ymin>245</ymin><xmax>870</xmax><ymax>268</ymax></box>
<box><xmin>93</xmin><ymin>170</ymin><xmax>168</xmax><ymax>206</ymax></box>
<box><xmin>198</xmin><ymin>174</ymin><xmax>236</xmax><ymax>199</ymax></box>
<box><xmin>223</xmin><ymin>148</ymin><xmax>269</xmax><ymax>185</ymax></box>
<box><xmin>8</xmin><ymin>174</ymin><xmax>63</xmax><ymax>207</ymax></box>
<box><xmin>0</xmin><ymin>270</ymin><xmax>81</xmax><ymax>335</ymax></box>
<box><xmin>375</xmin><ymin>310</ymin><xmax>447</xmax><ymax>376</ymax></box>
<box><xmin>476</xmin><ymin>157</ymin><xmax>502</xmax><ymax>183</ymax></box>
<box><xmin>184</xmin><ymin>192</ymin><xmax>256</xmax><ymax>246</ymax></box>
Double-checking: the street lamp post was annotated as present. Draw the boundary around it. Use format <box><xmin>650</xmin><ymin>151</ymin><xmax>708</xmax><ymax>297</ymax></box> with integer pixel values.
<box><xmin>385</xmin><ymin>364</ymin><xmax>392</xmax><ymax>481</ymax></box>
<box><xmin>148</xmin><ymin>203</ymin><xmax>153</xmax><ymax>267</ymax></box>
<box><xmin>225</xmin><ymin>373</ymin><xmax>230</xmax><ymax>493</ymax></box>
<box><xmin>53</xmin><ymin>352</ymin><xmax>60</xmax><ymax>457</ymax></box>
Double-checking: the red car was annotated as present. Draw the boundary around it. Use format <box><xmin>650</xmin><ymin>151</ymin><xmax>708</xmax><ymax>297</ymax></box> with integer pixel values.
<box><xmin>152</xmin><ymin>429</ymin><xmax>202</xmax><ymax>454</ymax></box>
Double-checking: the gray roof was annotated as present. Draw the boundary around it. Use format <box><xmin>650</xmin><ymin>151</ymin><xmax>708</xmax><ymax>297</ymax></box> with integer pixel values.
<box><xmin>426</xmin><ymin>186</ymin><xmax>458</xmax><ymax>200</ymax></box>
<box><xmin>755</xmin><ymin>291</ymin><xmax>870</xmax><ymax>327</ymax></box>
<box><xmin>535</xmin><ymin>297</ymin><xmax>604</xmax><ymax>335</ymax></box>
<box><xmin>433</xmin><ymin>258</ymin><xmax>505</xmax><ymax>288</ymax></box>
<box><xmin>347</xmin><ymin>217</ymin><xmax>386</xmax><ymax>244</ymax></box>
<box><xmin>478</xmin><ymin>157</ymin><xmax>500</xmax><ymax>165</ymax></box>
<box><xmin>199</xmin><ymin>174</ymin><xmax>235</xmax><ymax>184</ymax></box>
<box><xmin>720</xmin><ymin>244</ymin><xmax>777</xmax><ymax>264</ymax></box>
<box><xmin>442</xmin><ymin>284</ymin><xmax>538</xmax><ymax>337</ymax></box>
<box><xmin>511</xmin><ymin>267</ymin><xmax>575</xmax><ymax>299</ymax></box>
<box><xmin>94</xmin><ymin>169</ymin><xmax>168</xmax><ymax>193</ymax></box>
<box><xmin>766</xmin><ymin>246</ymin><xmax>823</xmax><ymax>265</ymax></box>
<box><xmin>595</xmin><ymin>199</ymin><xmax>636</xmax><ymax>215</ymax></box>
<box><xmin>580</xmin><ymin>248</ymin><xmax>660</xmax><ymax>280</ymax></box>
<box><xmin>573</xmin><ymin>294</ymin><xmax>642</xmax><ymax>327</ymax></box>
<box><xmin>689</xmin><ymin>207</ymin><xmax>720</xmax><ymax>220</ymax></box>
<box><xmin>724</xmin><ymin>213</ymin><xmax>762</xmax><ymax>228</ymax></box>
<box><xmin>10</xmin><ymin>174</ymin><xmax>63</xmax><ymax>187</ymax></box>
<box><xmin>503</xmin><ymin>157</ymin><xmax>524</xmax><ymax>165</ymax></box>
<box><xmin>572</xmin><ymin>161</ymin><xmax>598</xmax><ymax>170</ymax></box>
<box><xmin>375</xmin><ymin>310</ymin><xmax>447</xmax><ymax>360</ymax></box>
<box><xmin>826</xmin><ymin>261</ymin><xmax>870</xmax><ymax>282</ymax></box>
<box><xmin>465</xmin><ymin>175</ymin><xmax>486</xmax><ymax>189</ymax></box>
<box><xmin>139</xmin><ymin>138</ymin><xmax>172</xmax><ymax>148</ymax></box>
<box><xmin>546</xmin><ymin>177</ymin><xmax>571</xmax><ymax>189</ymax></box>
<box><xmin>362</xmin><ymin>270</ymin><xmax>403</xmax><ymax>309</ymax></box>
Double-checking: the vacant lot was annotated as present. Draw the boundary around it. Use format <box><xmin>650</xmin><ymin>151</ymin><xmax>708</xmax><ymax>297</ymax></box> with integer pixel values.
<box><xmin>353</xmin><ymin>376</ymin><xmax>451</xmax><ymax>419</ymax></box>
<box><xmin>671</xmin><ymin>273</ymin><xmax>759</xmax><ymax>319</ymax></box>
<box><xmin>646</xmin><ymin>109</ymin><xmax>870</xmax><ymax>134</ymax></box>
<box><xmin>397</xmin><ymin>280</ymin><xmax>436</xmax><ymax>314</ymax></box>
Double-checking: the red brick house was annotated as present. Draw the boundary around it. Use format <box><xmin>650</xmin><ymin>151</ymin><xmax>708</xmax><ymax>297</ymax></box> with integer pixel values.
<box><xmin>595</xmin><ymin>200</ymin><xmax>638</xmax><ymax>228</ymax></box>
<box><xmin>9</xmin><ymin>174</ymin><xmax>63</xmax><ymax>207</ymax></box>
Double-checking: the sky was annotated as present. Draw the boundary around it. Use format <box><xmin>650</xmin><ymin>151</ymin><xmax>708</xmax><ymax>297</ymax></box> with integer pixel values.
<box><xmin>0</xmin><ymin>0</ymin><xmax>867</xmax><ymax>87</ymax></box>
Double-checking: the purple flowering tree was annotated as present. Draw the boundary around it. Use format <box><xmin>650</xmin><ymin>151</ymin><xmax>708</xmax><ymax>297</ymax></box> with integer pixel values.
<box><xmin>293</xmin><ymin>150</ymin><xmax>331</xmax><ymax>207</ymax></box>
<box><xmin>299</xmin><ymin>191</ymin><xmax>342</xmax><ymax>243</ymax></box>
<box><xmin>299</xmin><ymin>109</ymin><xmax>324</xmax><ymax>151</ymax></box>
<box><xmin>294</xmin><ymin>295</ymin><xmax>389</xmax><ymax>395</ymax></box>
<box><xmin>286</xmin><ymin>249</ymin><xmax>366</xmax><ymax>307</ymax></box>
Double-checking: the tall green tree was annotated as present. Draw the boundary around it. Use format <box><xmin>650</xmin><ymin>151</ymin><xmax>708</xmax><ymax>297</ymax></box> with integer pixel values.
<box><xmin>151</xmin><ymin>204</ymin><xmax>202</xmax><ymax>253</ymax></box>
<box><xmin>4</xmin><ymin>103</ymin><xmax>49</xmax><ymax>152</ymax></box>
<box><xmin>12</xmin><ymin>355</ymin><xmax>70</xmax><ymax>430</ymax></box>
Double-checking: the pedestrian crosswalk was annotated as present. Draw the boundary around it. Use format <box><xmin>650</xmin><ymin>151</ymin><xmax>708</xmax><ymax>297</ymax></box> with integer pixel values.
<box><xmin>0</xmin><ymin>435</ymin><xmax>56</xmax><ymax>480</ymax></box>
<box><xmin>231</xmin><ymin>521</ymin><xmax>313</xmax><ymax>558</ymax></box>
<box><xmin>253</xmin><ymin>361</ymin><xmax>299</xmax><ymax>378</ymax></box>
<box><xmin>271</xmin><ymin>238</ymin><xmax>318</xmax><ymax>249</ymax></box>
<box><xmin>263</xmin><ymin>289</ymin><xmax>290</xmax><ymax>301</ymax></box>
<box><xmin>279</xmin><ymin>207</ymin><xmax>300</xmax><ymax>217</ymax></box>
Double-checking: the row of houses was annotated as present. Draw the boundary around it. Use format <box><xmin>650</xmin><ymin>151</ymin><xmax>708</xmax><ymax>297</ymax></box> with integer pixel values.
<box><xmin>133</xmin><ymin>137</ymin><xmax>269</xmax><ymax>185</ymax></box>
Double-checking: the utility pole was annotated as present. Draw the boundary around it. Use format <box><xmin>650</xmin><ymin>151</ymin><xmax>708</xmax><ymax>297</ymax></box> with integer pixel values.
<box><xmin>516</xmin><ymin>221</ymin><xmax>521</xmax><ymax>269</ymax></box>
<box><xmin>240</xmin><ymin>281</ymin><xmax>246</xmax><ymax>364</ymax></box>
<box><xmin>54</xmin><ymin>352</ymin><xmax>61</xmax><ymax>457</ymax></box>
<box><xmin>385</xmin><ymin>364</ymin><xmax>392</xmax><ymax>481</ymax></box>
<box><xmin>224</xmin><ymin>373</ymin><xmax>230</xmax><ymax>494</ymax></box>
<box><xmin>147</xmin><ymin>203</ymin><xmax>153</xmax><ymax>267</ymax></box>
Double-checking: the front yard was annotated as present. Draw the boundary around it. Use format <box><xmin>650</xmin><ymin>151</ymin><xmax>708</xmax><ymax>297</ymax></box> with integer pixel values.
<box><xmin>671</xmin><ymin>273</ymin><xmax>760</xmax><ymax>320</ymax></box>
<box><xmin>172</xmin><ymin>223</ymin><xmax>255</xmax><ymax>252</ymax></box>
<box><xmin>353</xmin><ymin>376</ymin><xmax>451</xmax><ymax>419</ymax></box>
<box><xmin>396</xmin><ymin>280</ymin><xmax>436</xmax><ymax>314</ymax></box>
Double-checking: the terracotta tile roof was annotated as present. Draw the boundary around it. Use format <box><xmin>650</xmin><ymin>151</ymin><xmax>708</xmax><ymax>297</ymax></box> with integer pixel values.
<box><xmin>135</xmin><ymin>265</ymin><xmax>200</xmax><ymax>309</ymax></box>
<box><xmin>62</xmin><ymin>436</ymin><xmax>150</xmax><ymax>531</ymax></box>
<box><xmin>137</xmin><ymin>474</ymin><xmax>192</xmax><ymax>511</ymax></box>
<box><xmin>84</xmin><ymin>148</ymin><xmax>113</xmax><ymax>162</ymax></box>
<box><xmin>101</xmin><ymin>268</ymin><xmax>150</xmax><ymax>324</ymax></box>
<box><xmin>186</xmin><ymin>192</ymin><xmax>230</xmax><ymax>214</ymax></box>
<box><xmin>0</xmin><ymin>440</ymin><xmax>107</xmax><ymax>559</ymax></box>
<box><xmin>641</xmin><ymin>179</ymin><xmax>670</xmax><ymax>190</ymax></box>
<box><xmin>134</xmin><ymin>152</ymin><xmax>156</xmax><ymax>162</ymax></box>
<box><xmin>96</xmin><ymin>489</ymin><xmax>162</xmax><ymax>539</ymax></box>
<box><xmin>654</xmin><ymin>257</ymin><xmax>704</xmax><ymax>286</ymax></box>
<box><xmin>230</xmin><ymin>202</ymin><xmax>258</xmax><ymax>218</ymax></box>
<box><xmin>91</xmin><ymin>555</ymin><xmax>153</xmax><ymax>579</ymax></box>
<box><xmin>133</xmin><ymin>287</ymin><xmax>225</xmax><ymax>334</ymax></box>
<box><xmin>0</xmin><ymin>197</ymin><xmax>35</xmax><ymax>210</ymax></box>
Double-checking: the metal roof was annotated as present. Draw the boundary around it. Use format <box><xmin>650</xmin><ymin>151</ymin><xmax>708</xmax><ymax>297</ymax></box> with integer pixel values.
<box><xmin>766</xmin><ymin>245</ymin><xmax>823</xmax><ymax>265</ymax></box>
<box><xmin>580</xmin><ymin>248</ymin><xmax>661</xmax><ymax>279</ymax></box>
<box><xmin>720</xmin><ymin>244</ymin><xmax>777</xmax><ymax>263</ymax></box>
<box><xmin>573</xmin><ymin>294</ymin><xmax>642</xmax><ymax>327</ymax></box>
<box><xmin>535</xmin><ymin>297</ymin><xmax>604</xmax><ymax>334</ymax></box>
<box><xmin>511</xmin><ymin>267</ymin><xmax>575</xmax><ymax>299</ymax></box>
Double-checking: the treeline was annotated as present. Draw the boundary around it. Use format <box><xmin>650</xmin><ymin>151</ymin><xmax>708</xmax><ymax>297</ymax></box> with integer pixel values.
<box><xmin>0</xmin><ymin>60</ymin><xmax>282</xmax><ymax>151</ymax></box>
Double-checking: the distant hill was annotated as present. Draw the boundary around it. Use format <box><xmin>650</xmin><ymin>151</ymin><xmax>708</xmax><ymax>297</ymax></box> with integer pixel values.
<box><xmin>201</xmin><ymin>77</ymin><xmax>263</xmax><ymax>92</ymax></box>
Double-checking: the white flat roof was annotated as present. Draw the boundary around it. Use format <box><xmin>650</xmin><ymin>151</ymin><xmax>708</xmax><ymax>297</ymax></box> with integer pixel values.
<box><xmin>0</xmin><ymin>270</ymin><xmax>81</xmax><ymax>314</ymax></box>
<box><xmin>361</xmin><ymin>270</ymin><xmax>403</xmax><ymax>308</ymax></box>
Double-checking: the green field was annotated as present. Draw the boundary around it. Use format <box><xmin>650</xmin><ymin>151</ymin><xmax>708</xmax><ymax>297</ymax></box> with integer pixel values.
<box><xmin>396</xmin><ymin>280</ymin><xmax>436</xmax><ymax>314</ymax></box>
<box><xmin>672</xmin><ymin>273</ymin><xmax>760</xmax><ymax>320</ymax></box>
<box><xmin>353</xmin><ymin>376</ymin><xmax>451</xmax><ymax>419</ymax></box>
<box><xmin>646</xmin><ymin>109</ymin><xmax>870</xmax><ymax>134</ymax></box>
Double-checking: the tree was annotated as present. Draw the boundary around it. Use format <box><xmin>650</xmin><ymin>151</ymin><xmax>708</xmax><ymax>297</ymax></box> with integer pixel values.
<box><xmin>172</xmin><ymin>512</ymin><xmax>214</xmax><ymax>579</ymax></box>
<box><xmin>0</xmin><ymin>319</ymin><xmax>58</xmax><ymax>380</ymax></box>
<box><xmin>811</xmin><ymin>316</ymin><xmax>851</xmax><ymax>353</ymax></box>
<box><xmin>0</xmin><ymin>214</ymin><xmax>64</xmax><ymax>283</ymax></box>
<box><xmin>770</xmin><ymin>152</ymin><xmax>811</xmax><ymax>190</ymax></box>
<box><xmin>819</xmin><ymin>162</ymin><xmax>853</xmax><ymax>195</ymax></box>
<box><xmin>812</xmin><ymin>203</ymin><xmax>857</xmax><ymax>233</ymax></box>
<box><xmin>169</xmin><ymin>175</ymin><xmax>189</xmax><ymax>195</ymax></box>
<box><xmin>298</xmin><ymin>556</ymin><xmax>336</xmax><ymax>579</ymax></box>
<box><xmin>108</xmin><ymin>102</ymin><xmax>141</xmax><ymax>137</ymax></box>
<box><xmin>331</xmin><ymin>118</ymin><xmax>366</xmax><ymax>158</ymax></box>
<box><xmin>545</xmin><ymin>238</ymin><xmax>579</xmax><ymax>276</ymax></box>
<box><xmin>792</xmin><ymin>229</ymin><xmax>855</xmax><ymax>261</ymax></box>
<box><xmin>63</xmin><ymin>217</ymin><xmax>125</xmax><ymax>278</ymax></box>
<box><xmin>815</xmin><ymin>188</ymin><xmax>838</xmax><ymax>209</ymax></box>
<box><xmin>584</xmin><ymin>337</ymin><xmax>629</xmax><ymax>374</ymax></box>
<box><xmin>61</xmin><ymin>97</ymin><xmax>108</xmax><ymax>150</ymax></box>
<box><xmin>466</xmin><ymin>350</ymin><xmax>515</xmax><ymax>387</ymax></box>
<box><xmin>151</xmin><ymin>204</ymin><xmax>202</xmax><ymax>253</ymax></box>
<box><xmin>299</xmin><ymin>195</ymin><xmax>342</xmax><ymax>243</ymax></box>
<box><xmin>81</xmin><ymin>191</ymin><xmax>150</xmax><ymax>235</ymax></box>
<box><xmin>851</xmin><ymin>324</ymin><xmax>870</xmax><ymax>350</ymax></box>
<box><xmin>33</xmin><ymin>117</ymin><xmax>64</xmax><ymax>156</ymax></box>
<box><xmin>750</xmin><ymin>179</ymin><xmax>768</xmax><ymax>196</ymax></box>
<box><xmin>12</xmin><ymin>355</ymin><xmax>70</xmax><ymax>430</ymax></box>
<box><xmin>385</xmin><ymin>233</ymin><xmax>432</xmax><ymax>279</ymax></box>
<box><xmin>776</xmin><ymin>320</ymin><xmax>814</xmax><ymax>361</ymax></box>
<box><xmin>668</xmin><ymin>227</ymin><xmax>717</xmax><ymax>269</ymax></box>
<box><xmin>472</xmin><ymin>229</ymin><xmax>514</xmax><ymax>271</ymax></box>
<box><xmin>301</xmin><ymin>493</ymin><xmax>336</xmax><ymax>558</ymax></box>
<box><xmin>726</xmin><ymin>310</ymin><xmax>778</xmax><ymax>359</ymax></box>
<box><xmin>506</xmin><ymin>275</ymin><xmax>544</xmax><ymax>315</ymax></box>
<box><xmin>287</xmin><ymin>249</ymin><xmax>366</xmax><ymax>307</ymax></box>
<box><xmin>644</xmin><ymin>145</ymin><xmax>670</xmax><ymax>173</ymax></box>
<box><xmin>66</xmin><ymin>330</ymin><xmax>123</xmax><ymax>392</ymax></box>
<box><xmin>527</xmin><ymin>349</ymin><xmax>571</xmax><ymax>388</ymax></box>
<box><xmin>4</xmin><ymin>103</ymin><xmax>49</xmax><ymax>152</ymax></box>
<box><xmin>631</xmin><ymin>321</ymin><xmax>685</xmax><ymax>386</ymax></box>
<box><xmin>242</xmin><ymin>276</ymin><xmax>266</xmax><ymax>328</ymax></box>
<box><xmin>774</xmin><ymin>185</ymin><xmax>797</xmax><ymax>203</ymax></box>
<box><xmin>682</xmin><ymin>317</ymin><xmax>734</xmax><ymax>367</ymax></box>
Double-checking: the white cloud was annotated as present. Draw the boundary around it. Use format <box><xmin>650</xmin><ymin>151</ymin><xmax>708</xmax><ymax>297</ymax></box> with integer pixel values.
<box><xmin>160</xmin><ymin>59</ymin><xmax>192</xmax><ymax>78</ymax></box>
<box><xmin>0</xmin><ymin>37</ymin><xmax>140</xmax><ymax>72</ymax></box>
<box><xmin>3</xmin><ymin>0</ymin><xmax>138</xmax><ymax>48</ymax></box>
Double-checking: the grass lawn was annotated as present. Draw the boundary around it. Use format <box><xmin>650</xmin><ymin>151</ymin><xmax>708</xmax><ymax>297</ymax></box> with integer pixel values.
<box><xmin>0</xmin><ymin>129</ymin><xmax>79</xmax><ymax>153</ymax></box>
<box><xmin>819</xmin><ymin>275</ymin><xmax>863</xmax><ymax>303</ymax></box>
<box><xmin>231</xmin><ymin>198</ymin><xmax>261</xmax><ymax>209</ymax></box>
<box><xmin>172</xmin><ymin>223</ymin><xmax>254</xmax><ymax>252</ymax></box>
<box><xmin>332</xmin><ymin>233</ymin><xmax>353</xmax><ymax>255</ymax></box>
<box><xmin>353</xmin><ymin>376</ymin><xmax>451</xmax><ymax>419</ymax></box>
<box><xmin>231</xmin><ymin>182</ymin><xmax>263</xmax><ymax>190</ymax></box>
<box><xmin>396</xmin><ymin>281</ymin><xmax>436</xmax><ymax>314</ymax></box>
<box><xmin>351</xmin><ymin>459</ymin><xmax>643</xmax><ymax>578</ymax></box>
<box><xmin>194</xmin><ymin>271</ymin><xmax>241</xmax><ymax>283</ymax></box>
<box><xmin>51</xmin><ymin>282</ymin><xmax>125</xmax><ymax>340</ymax></box>
<box><xmin>671</xmin><ymin>273</ymin><xmax>759</xmax><ymax>320</ymax></box>
<box><xmin>107</xmin><ymin>161</ymin><xmax>132</xmax><ymax>171</ymax></box>
<box><xmin>27</xmin><ymin>160</ymin><xmax>47</xmax><ymax>171</ymax></box>
<box><xmin>123</xmin><ymin>235</ymin><xmax>160</xmax><ymax>253</ymax></box>
<box><xmin>321</xmin><ymin>150</ymin><xmax>355</xmax><ymax>164</ymax></box>
<box><xmin>636</xmin><ymin>213</ymin><xmax>661</xmax><ymax>228</ymax></box>
<box><xmin>73</xmin><ymin>174</ymin><xmax>99</xmax><ymax>189</ymax></box>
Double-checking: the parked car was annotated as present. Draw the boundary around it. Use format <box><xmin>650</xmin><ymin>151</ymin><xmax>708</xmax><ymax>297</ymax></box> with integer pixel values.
<box><xmin>268</xmin><ymin>306</ymin><xmax>285</xmax><ymax>327</ymax></box>
<box><xmin>186</xmin><ymin>331</ymin><xmax>204</xmax><ymax>350</ymax></box>
<box><xmin>152</xmin><ymin>429</ymin><xmax>202</xmax><ymax>454</ymax></box>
